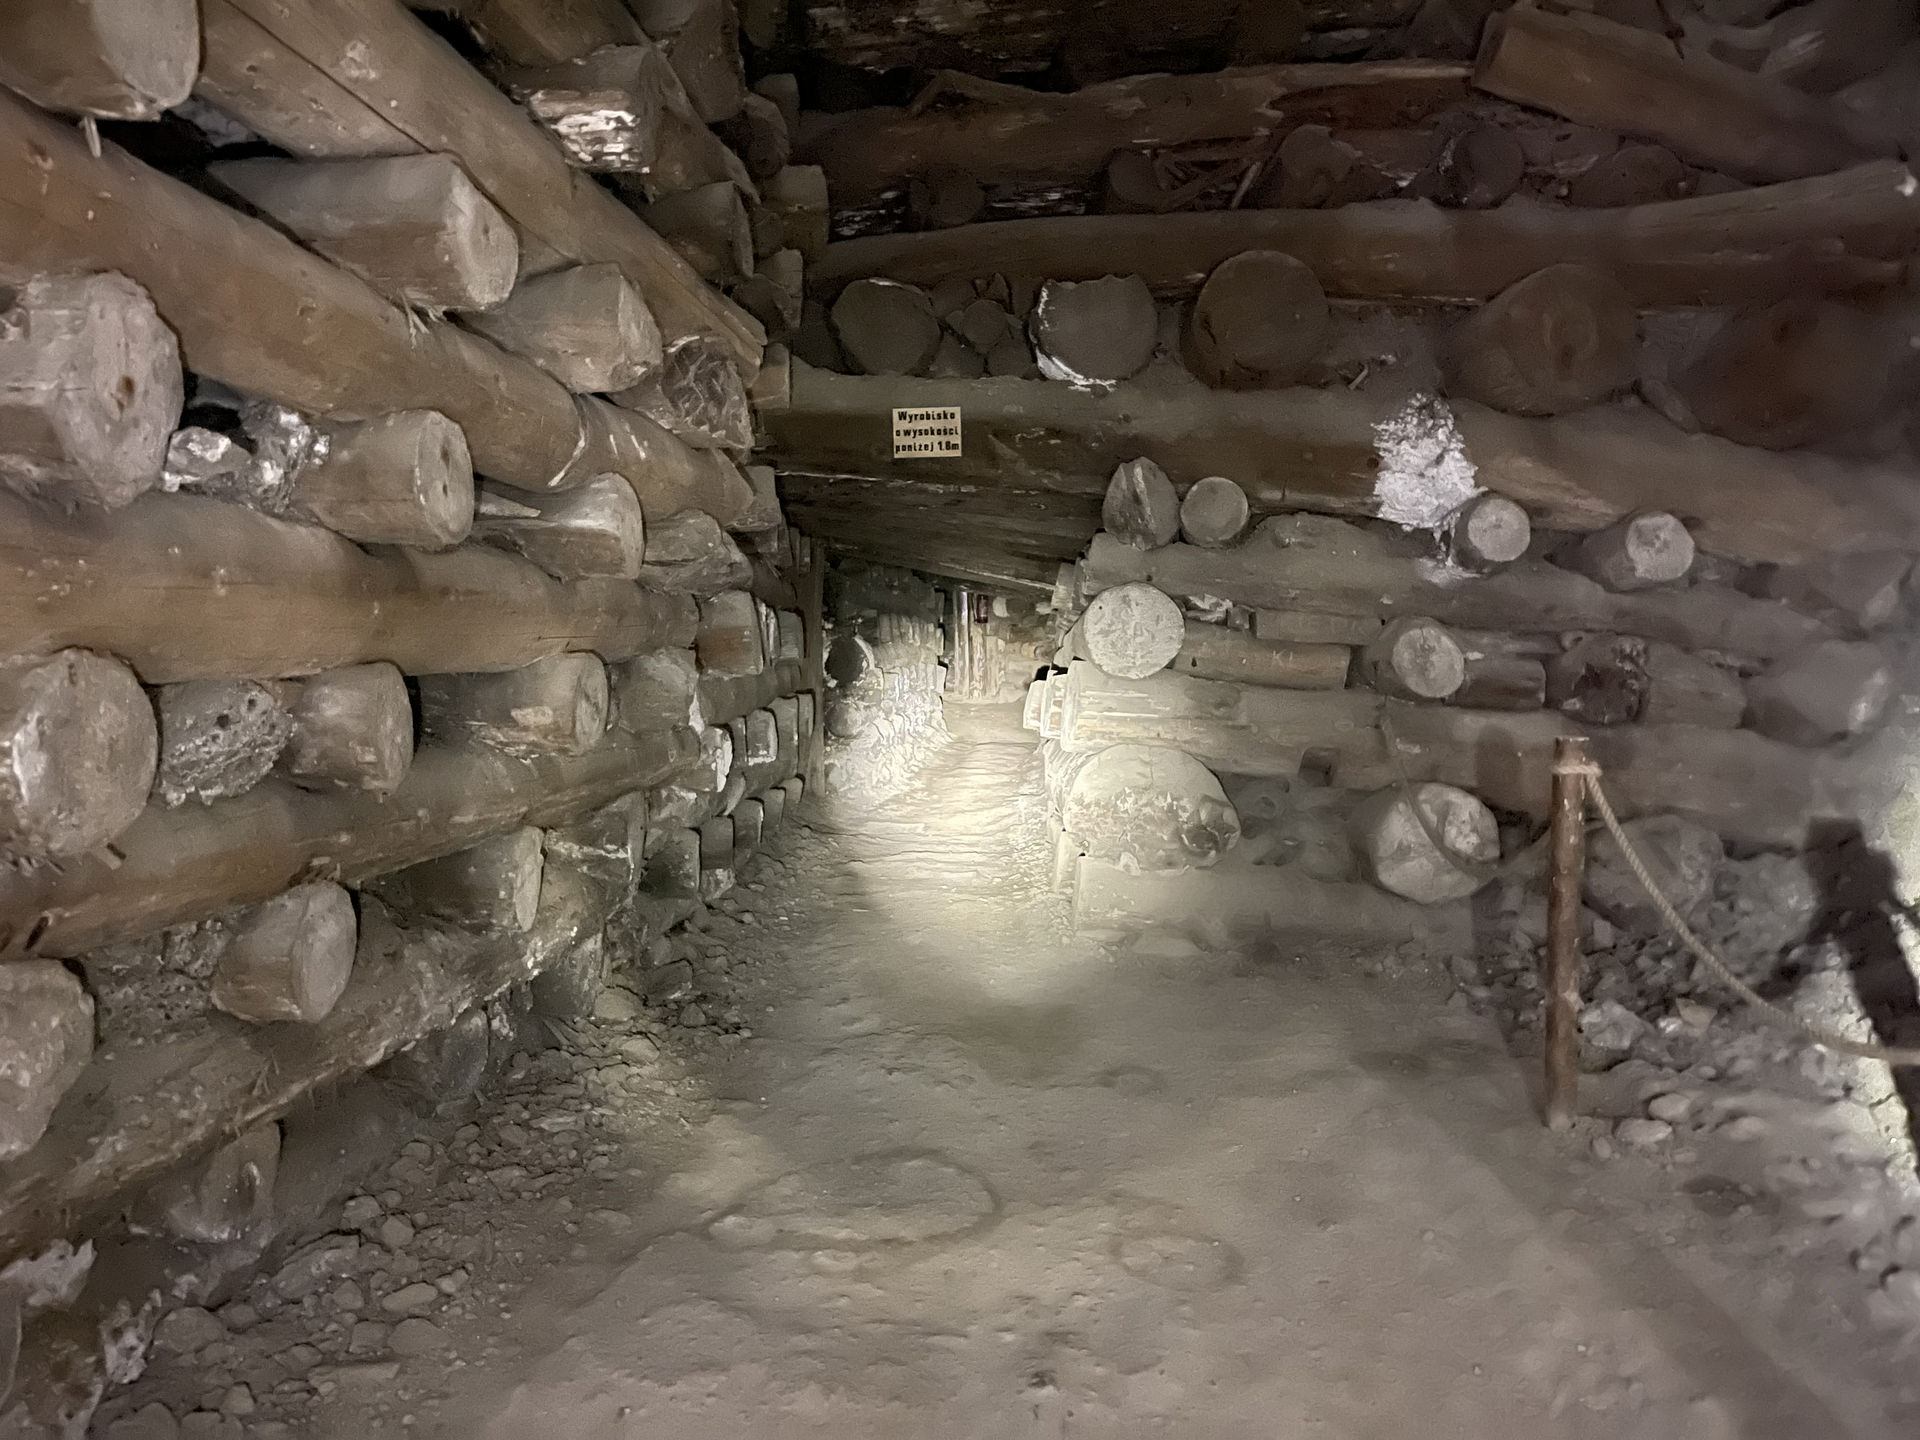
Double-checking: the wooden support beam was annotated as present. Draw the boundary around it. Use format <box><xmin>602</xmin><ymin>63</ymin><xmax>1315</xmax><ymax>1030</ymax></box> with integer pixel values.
<box><xmin>431</xmin><ymin>0</ymin><xmax>644</xmax><ymax>65</ymax></box>
<box><xmin>809</xmin><ymin>161</ymin><xmax>1920</xmax><ymax>308</ymax></box>
<box><xmin>0</xmin><ymin>0</ymin><xmax>197</xmax><ymax>119</ymax></box>
<box><xmin>815</xmin><ymin>535</ymin><xmax>1062</xmax><ymax>594</ymax></box>
<box><xmin>462</xmin><ymin>264</ymin><xmax>663</xmax><ymax>395</ymax></box>
<box><xmin>1473</xmin><ymin>7</ymin><xmax>1887</xmax><ymax>184</ymax></box>
<box><xmin>800</xmin><ymin>62</ymin><xmax>1469</xmax><ymax>203</ymax></box>
<box><xmin>767</xmin><ymin>366</ymin><xmax>1920</xmax><ymax>567</ymax></box>
<box><xmin>196</xmin><ymin>0</ymin><xmax>763</xmax><ymax>372</ymax></box>
<box><xmin>0</xmin><ymin>491</ymin><xmax>697</xmax><ymax>685</ymax></box>
<box><xmin>0</xmin><ymin>726</ymin><xmax>694</xmax><ymax>960</ymax></box>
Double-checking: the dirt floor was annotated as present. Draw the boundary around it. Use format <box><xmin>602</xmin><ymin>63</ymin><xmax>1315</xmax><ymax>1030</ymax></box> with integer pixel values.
<box><xmin>101</xmin><ymin>725</ymin><xmax>1920</xmax><ymax>1440</ymax></box>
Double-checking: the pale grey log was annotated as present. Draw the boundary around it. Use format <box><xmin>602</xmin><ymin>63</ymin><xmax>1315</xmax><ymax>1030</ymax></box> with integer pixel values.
<box><xmin>641</xmin><ymin>826</ymin><xmax>701</xmax><ymax>897</ymax></box>
<box><xmin>1567</xmin><ymin>512</ymin><xmax>1696</xmax><ymax>592</ymax></box>
<box><xmin>420</xmin><ymin>654</ymin><xmax>611</xmax><ymax>755</ymax></box>
<box><xmin>0</xmin><ymin>0</ymin><xmax>197</xmax><ymax>119</ymax></box>
<box><xmin>210</xmin><ymin>154</ymin><xmax>519</xmax><ymax>311</ymax></box>
<box><xmin>697</xmin><ymin>591</ymin><xmax>767</xmax><ymax>676</ymax></box>
<box><xmin>474</xmin><ymin>475</ymin><xmax>647</xmax><ymax>580</ymax></box>
<box><xmin>1746</xmin><ymin>639</ymin><xmax>1892</xmax><ymax>745</ymax></box>
<box><xmin>291</xmin><ymin>410</ymin><xmax>476</xmax><ymax>549</ymax></box>
<box><xmin>638</xmin><ymin>511</ymin><xmax>752</xmax><ymax>596</ymax></box>
<box><xmin>1102</xmin><ymin>458</ymin><xmax>1180</xmax><ymax>550</ymax></box>
<box><xmin>1184</xmin><ymin>250</ymin><xmax>1328</xmax><ymax>389</ymax></box>
<box><xmin>277</xmin><ymin>662</ymin><xmax>416</xmax><ymax>795</ymax></box>
<box><xmin>0</xmin><ymin>650</ymin><xmax>156</xmax><ymax>860</ymax></box>
<box><xmin>1082</xmin><ymin>583</ymin><xmax>1186</xmax><ymax>680</ymax></box>
<box><xmin>1168</xmin><ymin>621</ymin><xmax>1350</xmax><ymax>690</ymax></box>
<box><xmin>1438</xmin><ymin>264</ymin><xmax>1637</xmax><ymax>416</ymax></box>
<box><xmin>1252</xmin><ymin>609</ymin><xmax>1383</xmax><ymax>646</ymax></box>
<box><xmin>1360</xmin><ymin>617</ymin><xmax>1466</xmax><ymax>700</ymax></box>
<box><xmin>1446</xmin><ymin>493</ymin><xmax>1531</xmax><ymax>569</ymax></box>
<box><xmin>731</xmin><ymin>248</ymin><xmax>804</xmax><ymax>341</ymax></box>
<box><xmin>732</xmin><ymin>795</ymin><xmax>764</xmax><ymax>856</ymax></box>
<box><xmin>610</xmin><ymin>335</ymin><xmax>753</xmax><ymax>451</ymax></box>
<box><xmin>1061</xmin><ymin>743</ymin><xmax>1240</xmax><ymax>872</ymax></box>
<box><xmin>633</xmin><ymin>0</ymin><xmax>748</xmax><ymax>123</ymax></box>
<box><xmin>717</xmin><ymin>91</ymin><xmax>791</xmax><ymax>181</ymax></box>
<box><xmin>367</xmin><ymin>826</ymin><xmax>545</xmax><ymax>932</ymax></box>
<box><xmin>153</xmin><ymin>680</ymin><xmax>293</xmax><ymax>807</ymax></box>
<box><xmin>635</xmin><ymin>182</ymin><xmax>754</xmax><ymax>284</ymax></box>
<box><xmin>612</xmin><ymin>649</ymin><xmax>704</xmax><ymax>732</ymax></box>
<box><xmin>462</xmin><ymin>263</ymin><xmax>663</xmax><ymax>395</ymax></box>
<box><xmin>1641</xmin><ymin>643</ymin><xmax>1746</xmax><ymax>729</ymax></box>
<box><xmin>1350</xmin><ymin>783</ymin><xmax>1498</xmax><ymax>904</ymax></box>
<box><xmin>1178</xmin><ymin>475</ymin><xmax>1249</xmax><ymax>547</ymax></box>
<box><xmin>211</xmin><ymin>880</ymin><xmax>358</xmax><ymax>1023</ymax></box>
<box><xmin>0</xmin><ymin>274</ymin><xmax>183</xmax><ymax>510</ymax></box>
<box><xmin>0</xmin><ymin>964</ymin><xmax>93</xmax><ymax>1161</ymax></box>
<box><xmin>1031</xmin><ymin>275</ymin><xmax>1157</xmax><ymax>385</ymax></box>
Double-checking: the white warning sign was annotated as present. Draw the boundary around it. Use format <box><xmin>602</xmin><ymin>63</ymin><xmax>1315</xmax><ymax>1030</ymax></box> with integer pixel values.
<box><xmin>892</xmin><ymin>406</ymin><xmax>962</xmax><ymax>459</ymax></box>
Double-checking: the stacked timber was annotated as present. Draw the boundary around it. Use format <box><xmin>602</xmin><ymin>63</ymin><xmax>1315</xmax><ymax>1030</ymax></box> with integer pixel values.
<box><xmin>0</xmin><ymin>8</ymin><xmax>824</xmax><ymax>1425</ymax></box>
<box><xmin>819</xmin><ymin>562</ymin><xmax>950</xmax><ymax>801</ymax></box>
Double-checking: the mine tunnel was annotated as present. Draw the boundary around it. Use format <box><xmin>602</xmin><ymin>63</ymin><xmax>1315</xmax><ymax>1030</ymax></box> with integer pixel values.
<box><xmin>6</xmin><ymin>0</ymin><xmax>1920</xmax><ymax>1435</ymax></box>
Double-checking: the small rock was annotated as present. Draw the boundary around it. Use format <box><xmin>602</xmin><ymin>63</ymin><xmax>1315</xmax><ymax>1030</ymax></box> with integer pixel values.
<box><xmin>641</xmin><ymin>960</ymin><xmax>695</xmax><ymax>1003</ymax></box>
<box><xmin>1579</xmin><ymin>999</ymin><xmax>1647</xmax><ymax>1066</ymax></box>
<box><xmin>377</xmin><ymin>1215</ymin><xmax>416</xmax><ymax>1250</ymax></box>
<box><xmin>679</xmin><ymin>1004</ymin><xmax>708</xmax><ymax>1028</ymax></box>
<box><xmin>1647</xmin><ymin>1093</ymin><xmax>1694</xmax><ymax>1125</ymax></box>
<box><xmin>593</xmin><ymin>989</ymin><xmax>644</xmax><ymax>1024</ymax></box>
<box><xmin>1615</xmin><ymin>1117</ymin><xmax>1673</xmax><ymax>1149</ymax></box>
<box><xmin>153</xmin><ymin>1306</ymin><xmax>225</xmax><ymax>1355</ymax></box>
<box><xmin>496</xmin><ymin>1123</ymin><xmax>530</xmax><ymax>1148</ymax></box>
<box><xmin>435</xmin><ymin>1268</ymin><xmax>470</xmax><ymax>1295</ymax></box>
<box><xmin>215</xmin><ymin>1302</ymin><xmax>258</xmax><ymax>1331</ymax></box>
<box><xmin>103</xmin><ymin>1403</ymin><xmax>181</xmax><ymax>1440</ymax></box>
<box><xmin>380</xmin><ymin>1281</ymin><xmax>439</xmax><ymax>1317</ymax></box>
<box><xmin>330</xmin><ymin>1281</ymin><xmax>365</xmax><ymax>1312</ymax></box>
<box><xmin>348</xmin><ymin>1321</ymin><xmax>390</xmax><ymax>1355</ymax></box>
<box><xmin>618</xmin><ymin>1036</ymin><xmax>659</xmax><ymax>1064</ymax></box>
<box><xmin>1720</xmin><ymin>1114</ymin><xmax>1768</xmax><ymax>1142</ymax></box>
<box><xmin>219</xmin><ymin>1385</ymin><xmax>254</xmax><ymax>1417</ymax></box>
<box><xmin>1589</xmin><ymin>1135</ymin><xmax>1615</xmax><ymax>1162</ymax></box>
<box><xmin>1674</xmin><ymin>1001</ymin><xmax>1716</xmax><ymax>1034</ymax></box>
<box><xmin>178</xmin><ymin>1415</ymin><xmax>243</xmax><ymax>1440</ymax></box>
<box><xmin>283</xmin><ymin>1344</ymin><xmax>322</xmax><ymax>1373</ymax></box>
<box><xmin>390</xmin><ymin>1318</ymin><xmax>449</xmax><ymax>1356</ymax></box>
<box><xmin>271</xmin><ymin>1237</ymin><xmax>360</xmax><ymax>1300</ymax></box>
<box><xmin>311</xmin><ymin>1361</ymin><xmax>401</xmax><ymax>1391</ymax></box>
<box><xmin>341</xmin><ymin>1195</ymin><xmax>382</xmax><ymax>1232</ymax></box>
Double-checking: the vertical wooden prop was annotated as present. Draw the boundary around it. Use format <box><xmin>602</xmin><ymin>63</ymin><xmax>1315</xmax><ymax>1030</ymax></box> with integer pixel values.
<box><xmin>1544</xmin><ymin>735</ymin><xmax>1591</xmax><ymax>1131</ymax></box>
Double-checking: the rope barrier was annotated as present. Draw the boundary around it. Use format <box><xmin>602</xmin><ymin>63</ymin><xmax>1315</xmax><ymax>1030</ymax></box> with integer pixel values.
<box><xmin>1581</xmin><ymin>769</ymin><xmax>1920</xmax><ymax>1069</ymax></box>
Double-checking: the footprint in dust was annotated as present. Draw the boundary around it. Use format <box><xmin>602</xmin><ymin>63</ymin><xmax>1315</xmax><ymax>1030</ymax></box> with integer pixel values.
<box><xmin>709</xmin><ymin>1150</ymin><xmax>1001</xmax><ymax>1252</ymax></box>
<box><xmin>1110</xmin><ymin>1230</ymin><xmax>1243</xmax><ymax>1293</ymax></box>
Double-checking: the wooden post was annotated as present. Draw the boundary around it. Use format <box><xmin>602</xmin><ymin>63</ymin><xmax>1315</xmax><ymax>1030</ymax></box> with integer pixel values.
<box><xmin>1543</xmin><ymin>735</ymin><xmax>1591</xmax><ymax>1131</ymax></box>
<box><xmin>0</xmin><ymin>0</ymin><xmax>198</xmax><ymax>119</ymax></box>
<box><xmin>461</xmin><ymin>263</ymin><xmax>663</xmax><ymax>395</ymax></box>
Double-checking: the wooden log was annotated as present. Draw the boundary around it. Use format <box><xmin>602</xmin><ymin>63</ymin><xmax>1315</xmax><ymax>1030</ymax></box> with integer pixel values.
<box><xmin>420</xmin><ymin>654</ymin><xmax>611</xmax><ymax>755</ymax></box>
<box><xmin>1763</xmin><ymin>551</ymin><xmax>1911</xmax><ymax>633</ymax></box>
<box><xmin>611</xmin><ymin>337</ymin><xmax>754</xmax><ymax>452</ymax></box>
<box><xmin>809</xmin><ymin>160</ymin><xmax>1920</xmax><ymax>308</ymax></box>
<box><xmin>0</xmin><ymin>964</ymin><xmax>93</xmax><ymax>1161</ymax></box>
<box><xmin>153</xmin><ymin>680</ymin><xmax>295</xmax><ymax>807</ymax></box>
<box><xmin>732</xmin><ymin>796</ymin><xmax>764</xmax><ymax>857</ymax></box>
<box><xmin>1350</xmin><ymin>782</ymin><xmax>1497</xmax><ymax>903</ymax></box>
<box><xmin>831</xmin><ymin>281</ymin><xmax>941</xmax><ymax>376</ymax></box>
<box><xmin>0</xmin><ymin>87</ymin><xmax>600</xmax><ymax>497</ymax></box>
<box><xmin>0</xmin><ymin>274</ymin><xmax>183</xmax><ymax>511</ymax></box>
<box><xmin>697</xmin><ymin>658</ymin><xmax>804</xmax><ymax>725</ymax></box>
<box><xmin>1447</xmin><ymin>493</ymin><xmax>1530</xmax><ymax>570</ymax></box>
<box><xmin>1641</xmin><ymin>642</ymin><xmax>1745</xmax><ymax>729</ymax></box>
<box><xmin>293</xmin><ymin>410</ymin><xmax>476</xmax><ymax>550</ymax></box>
<box><xmin>638</xmin><ymin>511</ymin><xmax>752</xmax><ymax>596</ymax></box>
<box><xmin>697</xmin><ymin>814</ymin><xmax>735</xmax><ymax>899</ymax></box>
<box><xmin>277</xmin><ymin>663</ymin><xmax>416</xmax><ymax>795</ymax></box>
<box><xmin>1453</xmin><ymin>649</ymin><xmax>1545</xmax><ymax>711</ymax></box>
<box><xmin>1672</xmin><ymin>298</ymin><xmax>1889</xmax><ymax>451</ymax></box>
<box><xmin>1745</xmin><ymin>639</ymin><xmax>1892</xmax><ymax>745</ymax></box>
<box><xmin>578</xmin><ymin>402</ymin><xmax>756</xmax><ymax>525</ymax></box>
<box><xmin>1567</xmin><ymin>512</ymin><xmax>1695</xmax><ymax>592</ymax></box>
<box><xmin>633</xmin><ymin>0</ymin><xmax>748</xmax><ymax>124</ymax></box>
<box><xmin>1168</xmin><ymin>622</ymin><xmax>1349</xmax><ymax>690</ymax></box>
<box><xmin>1360</xmin><ymin>617</ymin><xmax>1466</xmax><ymax>700</ymax></box>
<box><xmin>697</xmin><ymin>590</ymin><xmax>767</xmax><ymax>676</ymax></box>
<box><xmin>1547</xmin><ymin>633</ymin><xmax>1649</xmax><ymax>725</ymax></box>
<box><xmin>641</xmin><ymin>826</ymin><xmax>702</xmax><ymax>897</ymax></box>
<box><xmin>754</xmin><ymin>166</ymin><xmax>831</xmax><ymax>263</ymax></box>
<box><xmin>768</xmin><ymin>366</ymin><xmax>1920</xmax><ymax>567</ymax></box>
<box><xmin>760</xmin><ymin>782</ymin><xmax>787</xmax><ymax>832</ymax></box>
<box><xmin>733</xmin><ymin>250</ymin><xmax>804</xmax><ymax>343</ymax></box>
<box><xmin>195</xmin><ymin>0</ymin><xmax>763</xmax><ymax>371</ymax></box>
<box><xmin>210</xmin><ymin>154</ymin><xmax>518</xmax><ymax>312</ymax></box>
<box><xmin>717</xmin><ymin>93</ymin><xmax>792</xmax><ymax>183</ymax></box>
<box><xmin>0</xmin><ymin>651</ymin><xmax>156</xmax><ymax>860</ymax></box>
<box><xmin>462</xmin><ymin>264</ymin><xmax>663</xmax><ymax>395</ymax></box>
<box><xmin>908</xmin><ymin>168</ymin><xmax>987</xmax><ymax>229</ymax></box>
<box><xmin>1472</xmin><ymin>6</ymin><xmax>1885</xmax><ymax>184</ymax></box>
<box><xmin>1082</xmin><ymin>583</ymin><xmax>1186</xmax><ymax>680</ymax></box>
<box><xmin>130</xmin><ymin>1123</ymin><xmax>280</xmax><ymax>1246</ymax></box>
<box><xmin>1060</xmin><ymin>743</ymin><xmax>1240</xmax><ymax>872</ymax></box>
<box><xmin>368</xmin><ymin>826</ymin><xmax>546</xmax><ymax>932</ymax></box>
<box><xmin>0</xmin><ymin>0</ymin><xmax>197</xmax><ymax>119</ymax></box>
<box><xmin>474</xmin><ymin>474</ymin><xmax>646</xmax><ymax>580</ymax></box>
<box><xmin>1103</xmin><ymin>458</ymin><xmax>1180</xmax><ymax>550</ymax></box>
<box><xmin>1073</xmin><ymin>854</ymin><xmax>1471</xmax><ymax>949</ymax></box>
<box><xmin>211</xmin><ymin>881</ymin><xmax>359</xmax><ymax>1023</ymax></box>
<box><xmin>1439</xmin><ymin>264</ymin><xmax>1637</xmax><ymax>417</ymax></box>
<box><xmin>1031</xmin><ymin>276</ymin><xmax>1158</xmax><ymax>385</ymax></box>
<box><xmin>1178</xmin><ymin>476</ymin><xmax>1249</xmax><ymax>548</ymax></box>
<box><xmin>1185</xmin><ymin>251</ymin><xmax>1328</xmax><ymax>390</ymax></box>
<box><xmin>612</xmin><ymin>648</ymin><xmax>704</xmax><ymax>733</ymax></box>
<box><xmin>1254</xmin><ymin>609</ymin><xmax>1382</xmax><ymax>646</ymax></box>
<box><xmin>748</xmin><ymin>342</ymin><xmax>793</xmax><ymax>413</ymax></box>
<box><xmin>635</xmin><ymin>182</ymin><xmax>754</xmax><ymax>285</ymax></box>
<box><xmin>1435</xmin><ymin>124</ymin><xmax>1525</xmax><ymax>209</ymax></box>
<box><xmin>0</xmin><ymin>491</ymin><xmax>696</xmax><ymax>684</ymax></box>
<box><xmin>801</xmin><ymin>62</ymin><xmax>1470</xmax><ymax>202</ymax></box>
<box><xmin>440</xmin><ymin>0</ymin><xmax>643</xmax><ymax>64</ymax></box>
<box><xmin>1083</xmin><ymin>522</ymin><xmax>1826</xmax><ymax>662</ymax></box>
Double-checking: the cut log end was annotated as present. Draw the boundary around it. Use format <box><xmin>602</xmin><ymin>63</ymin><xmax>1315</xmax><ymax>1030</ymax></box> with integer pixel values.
<box><xmin>1569</xmin><ymin>511</ymin><xmax>1696</xmax><ymax>592</ymax></box>
<box><xmin>1179</xmin><ymin>475</ymin><xmax>1250</xmax><ymax>548</ymax></box>
<box><xmin>420</xmin><ymin>654</ymin><xmax>612</xmax><ymax>756</ymax></box>
<box><xmin>1102</xmin><ymin>457</ymin><xmax>1181</xmax><ymax>550</ymax></box>
<box><xmin>465</xmin><ymin>263</ymin><xmax>665</xmax><ymax>396</ymax></box>
<box><xmin>278</xmin><ymin>662</ymin><xmax>415</xmax><ymax>796</ymax></box>
<box><xmin>831</xmin><ymin>279</ymin><xmax>940</xmax><ymax>376</ymax></box>
<box><xmin>1061</xmin><ymin>743</ymin><xmax>1241</xmax><ymax>872</ymax></box>
<box><xmin>0</xmin><ymin>649</ymin><xmax>156</xmax><ymax>860</ymax></box>
<box><xmin>154</xmin><ymin>680</ymin><xmax>294</xmax><ymax>808</ymax></box>
<box><xmin>0</xmin><ymin>0</ymin><xmax>199</xmax><ymax>119</ymax></box>
<box><xmin>368</xmin><ymin>827</ymin><xmax>546</xmax><ymax>933</ymax></box>
<box><xmin>0</xmin><ymin>272</ymin><xmax>184</xmax><ymax>510</ymax></box>
<box><xmin>1548</xmin><ymin>633</ymin><xmax>1650</xmax><ymax>725</ymax></box>
<box><xmin>476</xmin><ymin>474</ymin><xmax>647</xmax><ymax>581</ymax></box>
<box><xmin>211</xmin><ymin>881</ymin><xmax>358</xmax><ymax>1025</ymax></box>
<box><xmin>1184</xmin><ymin>250</ymin><xmax>1329</xmax><ymax>390</ymax></box>
<box><xmin>296</xmin><ymin>410</ymin><xmax>476</xmax><ymax>550</ymax></box>
<box><xmin>1440</xmin><ymin>263</ymin><xmax>1637</xmax><ymax>416</ymax></box>
<box><xmin>1083</xmin><ymin>583</ymin><xmax>1186</xmax><ymax>680</ymax></box>
<box><xmin>1448</xmin><ymin>493</ymin><xmax>1532</xmax><ymax>569</ymax></box>
<box><xmin>1362</xmin><ymin>617</ymin><xmax>1466</xmax><ymax>700</ymax></box>
<box><xmin>0</xmin><ymin>961</ymin><xmax>94</xmax><ymax>1161</ymax></box>
<box><xmin>1031</xmin><ymin>274</ymin><xmax>1158</xmax><ymax>385</ymax></box>
<box><xmin>1352</xmin><ymin>782</ymin><xmax>1498</xmax><ymax>904</ymax></box>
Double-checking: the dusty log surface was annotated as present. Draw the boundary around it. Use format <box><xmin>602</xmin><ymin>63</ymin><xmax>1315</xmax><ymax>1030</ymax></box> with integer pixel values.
<box><xmin>369</xmin><ymin>827</ymin><xmax>545</xmax><ymax>932</ymax></box>
<box><xmin>1185</xmin><ymin>252</ymin><xmax>1328</xmax><ymax>390</ymax></box>
<box><xmin>463</xmin><ymin>264</ymin><xmax>663</xmax><ymax>396</ymax></box>
<box><xmin>0</xmin><ymin>651</ymin><xmax>156</xmax><ymax>861</ymax></box>
<box><xmin>1351</xmin><ymin>782</ymin><xmax>1497</xmax><ymax>904</ymax></box>
<box><xmin>0</xmin><ymin>491</ymin><xmax>696</xmax><ymax>684</ymax></box>
<box><xmin>277</xmin><ymin>663</ymin><xmax>416</xmax><ymax>794</ymax></box>
<box><xmin>0</xmin><ymin>876</ymin><xmax>619</xmax><ymax>1266</ymax></box>
<box><xmin>811</xmin><ymin>161</ymin><xmax>1920</xmax><ymax>308</ymax></box>
<box><xmin>1102</xmin><ymin>459</ymin><xmax>1181</xmax><ymax>551</ymax></box>
<box><xmin>636</xmin><ymin>182</ymin><xmax>754</xmax><ymax>285</ymax></box>
<box><xmin>614</xmin><ymin>648</ymin><xmax>704</xmax><ymax>733</ymax></box>
<box><xmin>638</xmin><ymin>511</ymin><xmax>752</xmax><ymax>596</ymax></box>
<box><xmin>1360</xmin><ymin>616</ymin><xmax>1466</xmax><ymax>700</ymax></box>
<box><xmin>1179</xmin><ymin>475</ymin><xmax>1250</xmax><ymax>548</ymax></box>
<box><xmin>0</xmin><ymin>0</ymin><xmax>198</xmax><ymax>119</ymax></box>
<box><xmin>611</xmin><ymin>337</ymin><xmax>755</xmax><ymax>452</ymax></box>
<box><xmin>1472</xmin><ymin>7</ymin><xmax>1887</xmax><ymax>184</ymax></box>
<box><xmin>1169</xmin><ymin>622</ymin><xmax>1350</xmax><ymax>690</ymax></box>
<box><xmin>209</xmin><ymin>154</ymin><xmax>519</xmax><ymax>312</ymax></box>
<box><xmin>1566</xmin><ymin>512</ymin><xmax>1695</xmax><ymax>592</ymax></box>
<box><xmin>1439</xmin><ymin>264</ymin><xmax>1637</xmax><ymax>417</ymax></box>
<box><xmin>1082</xmin><ymin>584</ymin><xmax>1186</xmax><ymax>680</ymax></box>
<box><xmin>211</xmin><ymin>881</ymin><xmax>359</xmax><ymax>1024</ymax></box>
<box><xmin>152</xmin><ymin>680</ymin><xmax>294</xmax><ymax>807</ymax></box>
<box><xmin>196</xmin><ymin>0</ymin><xmax>762</xmax><ymax>372</ymax></box>
<box><xmin>0</xmin><ymin>964</ymin><xmax>93</xmax><ymax>1164</ymax></box>
<box><xmin>1083</xmin><ymin>522</ymin><xmax>1826</xmax><ymax>663</ymax></box>
<box><xmin>0</xmin><ymin>88</ymin><xmax>586</xmax><ymax>495</ymax></box>
<box><xmin>1032</xmin><ymin>277</ymin><xmax>1158</xmax><ymax>385</ymax></box>
<box><xmin>801</xmin><ymin>63</ymin><xmax>1468</xmax><ymax>202</ymax></box>
<box><xmin>1060</xmin><ymin>743</ymin><xmax>1240</xmax><ymax>872</ymax></box>
<box><xmin>475</xmin><ymin>476</ymin><xmax>647</xmax><ymax>581</ymax></box>
<box><xmin>440</xmin><ymin>0</ymin><xmax>643</xmax><ymax>64</ymax></box>
<box><xmin>1673</xmin><ymin>299</ymin><xmax>1889</xmax><ymax>451</ymax></box>
<box><xmin>421</xmin><ymin>655</ymin><xmax>612</xmax><ymax>756</ymax></box>
<box><xmin>0</xmin><ymin>726</ymin><xmax>694</xmax><ymax>961</ymax></box>
<box><xmin>294</xmin><ymin>410</ymin><xmax>476</xmax><ymax>550</ymax></box>
<box><xmin>765</xmin><ymin>365</ymin><xmax>1920</xmax><ymax>567</ymax></box>
<box><xmin>1447</xmin><ymin>493</ymin><xmax>1530</xmax><ymax>570</ymax></box>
